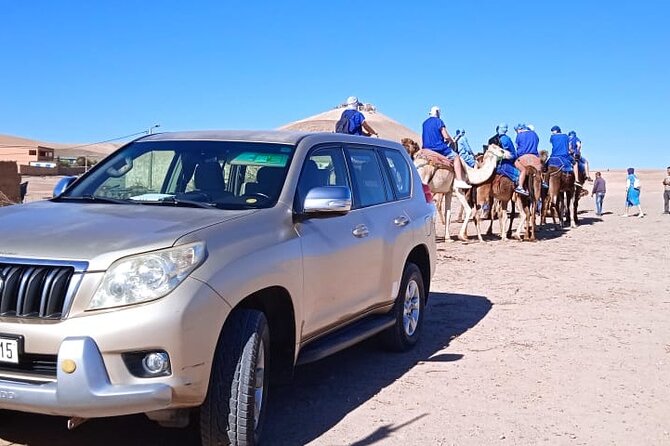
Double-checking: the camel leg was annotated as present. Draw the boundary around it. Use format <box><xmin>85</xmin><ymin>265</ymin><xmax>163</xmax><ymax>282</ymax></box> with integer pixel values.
<box><xmin>556</xmin><ymin>193</ymin><xmax>565</xmax><ymax>229</ymax></box>
<box><xmin>565</xmin><ymin>192</ymin><xmax>577</xmax><ymax>228</ymax></box>
<box><xmin>435</xmin><ymin>193</ymin><xmax>446</xmax><ymax>226</ymax></box>
<box><xmin>496</xmin><ymin>201</ymin><xmax>505</xmax><ymax>237</ymax></box>
<box><xmin>515</xmin><ymin>198</ymin><xmax>526</xmax><ymax>241</ymax></box>
<box><xmin>529</xmin><ymin>200</ymin><xmax>537</xmax><ymax>241</ymax></box>
<box><xmin>500</xmin><ymin>207</ymin><xmax>508</xmax><ymax>241</ymax></box>
<box><xmin>487</xmin><ymin>200</ymin><xmax>496</xmax><ymax>236</ymax></box>
<box><xmin>474</xmin><ymin>206</ymin><xmax>484</xmax><ymax>242</ymax></box>
<box><xmin>443</xmin><ymin>191</ymin><xmax>453</xmax><ymax>242</ymax></box>
<box><xmin>454</xmin><ymin>189</ymin><xmax>470</xmax><ymax>242</ymax></box>
<box><xmin>507</xmin><ymin>200</ymin><xmax>516</xmax><ymax>238</ymax></box>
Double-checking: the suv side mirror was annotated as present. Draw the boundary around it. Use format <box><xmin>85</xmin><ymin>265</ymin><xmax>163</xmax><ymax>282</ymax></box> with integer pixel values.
<box><xmin>303</xmin><ymin>186</ymin><xmax>352</xmax><ymax>215</ymax></box>
<box><xmin>53</xmin><ymin>176</ymin><xmax>78</xmax><ymax>197</ymax></box>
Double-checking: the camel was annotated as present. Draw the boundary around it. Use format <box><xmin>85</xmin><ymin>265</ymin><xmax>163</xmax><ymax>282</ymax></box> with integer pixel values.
<box><xmin>401</xmin><ymin>138</ymin><xmax>502</xmax><ymax>241</ymax></box>
<box><xmin>542</xmin><ymin>163</ymin><xmax>576</xmax><ymax>229</ymax></box>
<box><xmin>473</xmin><ymin>158</ymin><xmax>542</xmax><ymax>242</ymax></box>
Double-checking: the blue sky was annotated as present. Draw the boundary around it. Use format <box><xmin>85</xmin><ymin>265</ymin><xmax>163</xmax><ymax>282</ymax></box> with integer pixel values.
<box><xmin>1</xmin><ymin>1</ymin><xmax>668</xmax><ymax>168</ymax></box>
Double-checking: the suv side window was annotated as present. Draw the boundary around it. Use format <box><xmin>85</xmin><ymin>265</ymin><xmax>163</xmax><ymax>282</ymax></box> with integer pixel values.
<box><xmin>346</xmin><ymin>147</ymin><xmax>390</xmax><ymax>208</ymax></box>
<box><xmin>382</xmin><ymin>148</ymin><xmax>412</xmax><ymax>200</ymax></box>
<box><xmin>296</xmin><ymin>146</ymin><xmax>350</xmax><ymax>211</ymax></box>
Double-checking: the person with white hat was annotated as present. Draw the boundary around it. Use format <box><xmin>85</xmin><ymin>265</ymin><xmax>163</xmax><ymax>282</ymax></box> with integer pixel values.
<box><xmin>421</xmin><ymin>106</ymin><xmax>470</xmax><ymax>189</ymax></box>
<box><xmin>335</xmin><ymin>96</ymin><xmax>378</xmax><ymax>137</ymax></box>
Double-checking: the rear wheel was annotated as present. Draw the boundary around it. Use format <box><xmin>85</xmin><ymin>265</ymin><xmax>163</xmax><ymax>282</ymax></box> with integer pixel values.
<box><xmin>380</xmin><ymin>263</ymin><xmax>425</xmax><ymax>351</ymax></box>
<box><xmin>200</xmin><ymin>309</ymin><xmax>270</xmax><ymax>446</ymax></box>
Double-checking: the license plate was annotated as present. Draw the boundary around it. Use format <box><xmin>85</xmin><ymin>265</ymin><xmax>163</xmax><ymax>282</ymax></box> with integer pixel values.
<box><xmin>0</xmin><ymin>338</ymin><xmax>19</xmax><ymax>364</ymax></box>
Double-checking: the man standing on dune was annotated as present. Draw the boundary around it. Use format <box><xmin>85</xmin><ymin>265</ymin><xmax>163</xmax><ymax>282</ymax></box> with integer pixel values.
<box><xmin>336</xmin><ymin>96</ymin><xmax>378</xmax><ymax>137</ymax></box>
<box><xmin>663</xmin><ymin>166</ymin><xmax>670</xmax><ymax>214</ymax></box>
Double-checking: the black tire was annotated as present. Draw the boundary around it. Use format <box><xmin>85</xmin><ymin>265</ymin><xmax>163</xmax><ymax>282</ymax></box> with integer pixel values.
<box><xmin>200</xmin><ymin>309</ymin><xmax>270</xmax><ymax>446</ymax></box>
<box><xmin>380</xmin><ymin>263</ymin><xmax>425</xmax><ymax>351</ymax></box>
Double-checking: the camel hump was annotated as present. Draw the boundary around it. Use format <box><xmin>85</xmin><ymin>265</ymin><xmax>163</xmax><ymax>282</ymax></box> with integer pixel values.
<box><xmin>415</xmin><ymin>149</ymin><xmax>454</xmax><ymax>170</ymax></box>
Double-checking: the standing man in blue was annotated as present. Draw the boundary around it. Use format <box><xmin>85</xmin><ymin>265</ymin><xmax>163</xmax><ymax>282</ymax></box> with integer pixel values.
<box><xmin>336</xmin><ymin>96</ymin><xmax>378</xmax><ymax>137</ymax></box>
<box><xmin>513</xmin><ymin>123</ymin><xmax>543</xmax><ymax>196</ymax></box>
<box><xmin>421</xmin><ymin>106</ymin><xmax>470</xmax><ymax>189</ymax></box>
<box><xmin>548</xmin><ymin>126</ymin><xmax>574</xmax><ymax>176</ymax></box>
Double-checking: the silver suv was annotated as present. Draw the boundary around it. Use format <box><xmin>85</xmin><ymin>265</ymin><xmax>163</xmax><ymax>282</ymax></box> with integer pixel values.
<box><xmin>0</xmin><ymin>131</ymin><xmax>436</xmax><ymax>445</ymax></box>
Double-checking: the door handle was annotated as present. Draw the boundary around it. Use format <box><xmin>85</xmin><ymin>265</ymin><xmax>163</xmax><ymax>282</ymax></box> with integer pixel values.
<box><xmin>352</xmin><ymin>224</ymin><xmax>369</xmax><ymax>238</ymax></box>
<box><xmin>394</xmin><ymin>215</ymin><xmax>410</xmax><ymax>227</ymax></box>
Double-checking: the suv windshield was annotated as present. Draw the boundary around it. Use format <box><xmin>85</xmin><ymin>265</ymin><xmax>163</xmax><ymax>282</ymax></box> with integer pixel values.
<box><xmin>62</xmin><ymin>140</ymin><xmax>295</xmax><ymax>209</ymax></box>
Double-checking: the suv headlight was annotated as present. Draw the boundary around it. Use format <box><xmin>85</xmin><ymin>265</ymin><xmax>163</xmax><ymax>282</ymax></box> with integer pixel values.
<box><xmin>88</xmin><ymin>242</ymin><xmax>206</xmax><ymax>310</ymax></box>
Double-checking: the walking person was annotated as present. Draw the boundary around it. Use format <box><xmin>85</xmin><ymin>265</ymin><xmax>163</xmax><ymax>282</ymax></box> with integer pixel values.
<box><xmin>663</xmin><ymin>166</ymin><xmax>670</xmax><ymax>214</ymax></box>
<box><xmin>591</xmin><ymin>171</ymin><xmax>606</xmax><ymax>216</ymax></box>
<box><xmin>623</xmin><ymin>168</ymin><xmax>644</xmax><ymax>218</ymax></box>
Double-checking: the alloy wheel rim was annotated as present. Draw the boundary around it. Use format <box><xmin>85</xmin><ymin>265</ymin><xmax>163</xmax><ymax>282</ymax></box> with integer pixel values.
<box><xmin>403</xmin><ymin>279</ymin><xmax>421</xmax><ymax>336</ymax></box>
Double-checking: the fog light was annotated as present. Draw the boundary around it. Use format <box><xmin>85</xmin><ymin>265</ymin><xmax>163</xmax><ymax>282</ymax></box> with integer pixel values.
<box><xmin>142</xmin><ymin>352</ymin><xmax>170</xmax><ymax>375</ymax></box>
<box><xmin>61</xmin><ymin>359</ymin><xmax>77</xmax><ymax>374</ymax></box>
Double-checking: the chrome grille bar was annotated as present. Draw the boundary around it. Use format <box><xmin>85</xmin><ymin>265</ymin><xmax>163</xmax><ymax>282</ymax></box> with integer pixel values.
<box><xmin>0</xmin><ymin>263</ymin><xmax>78</xmax><ymax>320</ymax></box>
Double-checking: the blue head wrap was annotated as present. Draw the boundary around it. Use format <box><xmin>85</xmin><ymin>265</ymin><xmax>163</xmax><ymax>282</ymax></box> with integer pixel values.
<box><xmin>551</xmin><ymin>125</ymin><xmax>561</xmax><ymax>133</ymax></box>
<box><xmin>514</xmin><ymin>123</ymin><xmax>527</xmax><ymax>131</ymax></box>
<box><xmin>497</xmin><ymin>123</ymin><xmax>508</xmax><ymax>135</ymax></box>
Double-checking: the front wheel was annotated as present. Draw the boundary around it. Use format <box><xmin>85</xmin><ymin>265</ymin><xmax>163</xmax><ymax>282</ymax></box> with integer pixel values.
<box><xmin>380</xmin><ymin>263</ymin><xmax>426</xmax><ymax>351</ymax></box>
<box><xmin>200</xmin><ymin>309</ymin><xmax>270</xmax><ymax>446</ymax></box>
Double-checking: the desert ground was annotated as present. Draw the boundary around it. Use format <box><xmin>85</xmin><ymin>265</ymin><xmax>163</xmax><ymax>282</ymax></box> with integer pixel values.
<box><xmin>2</xmin><ymin>169</ymin><xmax>669</xmax><ymax>445</ymax></box>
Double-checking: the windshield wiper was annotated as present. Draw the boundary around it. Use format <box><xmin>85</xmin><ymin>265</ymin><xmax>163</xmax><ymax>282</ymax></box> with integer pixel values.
<box><xmin>154</xmin><ymin>196</ymin><xmax>218</xmax><ymax>209</ymax></box>
<box><xmin>54</xmin><ymin>195</ymin><xmax>131</xmax><ymax>205</ymax></box>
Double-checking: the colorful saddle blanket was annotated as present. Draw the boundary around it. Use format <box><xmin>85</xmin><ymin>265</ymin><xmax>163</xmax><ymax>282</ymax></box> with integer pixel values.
<box><xmin>414</xmin><ymin>149</ymin><xmax>454</xmax><ymax>170</ymax></box>
<box><xmin>547</xmin><ymin>156</ymin><xmax>573</xmax><ymax>173</ymax></box>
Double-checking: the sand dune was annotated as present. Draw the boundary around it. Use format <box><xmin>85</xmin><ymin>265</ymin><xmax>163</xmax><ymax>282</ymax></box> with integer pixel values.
<box><xmin>279</xmin><ymin>107</ymin><xmax>420</xmax><ymax>143</ymax></box>
<box><xmin>0</xmin><ymin>133</ymin><xmax>119</xmax><ymax>159</ymax></box>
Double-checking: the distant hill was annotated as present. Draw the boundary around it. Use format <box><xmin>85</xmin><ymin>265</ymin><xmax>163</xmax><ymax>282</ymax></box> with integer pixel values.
<box><xmin>279</xmin><ymin>105</ymin><xmax>420</xmax><ymax>143</ymax></box>
<box><xmin>0</xmin><ymin>133</ymin><xmax>119</xmax><ymax>159</ymax></box>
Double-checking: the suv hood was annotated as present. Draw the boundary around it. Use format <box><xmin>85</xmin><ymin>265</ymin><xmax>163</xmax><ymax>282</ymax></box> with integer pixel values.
<box><xmin>0</xmin><ymin>201</ymin><xmax>251</xmax><ymax>270</ymax></box>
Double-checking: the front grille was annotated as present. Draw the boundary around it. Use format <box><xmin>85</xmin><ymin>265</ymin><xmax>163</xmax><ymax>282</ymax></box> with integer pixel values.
<box><xmin>0</xmin><ymin>263</ymin><xmax>74</xmax><ymax>319</ymax></box>
<box><xmin>0</xmin><ymin>352</ymin><xmax>57</xmax><ymax>380</ymax></box>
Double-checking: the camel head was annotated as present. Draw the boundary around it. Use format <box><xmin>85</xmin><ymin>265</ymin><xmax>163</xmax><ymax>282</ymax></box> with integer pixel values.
<box><xmin>539</xmin><ymin>150</ymin><xmax>549</xmax><ymax>163</ymax></box>
<box><xmin>401</xmin><ymin>138</ymin><xmax>421</xmax><ymax>159</ymax></box>
<box><xmin>486</xmin><ymin>144</ymin><xmax>505</xmax><ymax>160</ymax></box>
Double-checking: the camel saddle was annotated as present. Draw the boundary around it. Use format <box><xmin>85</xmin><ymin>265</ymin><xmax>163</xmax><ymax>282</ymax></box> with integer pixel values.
<box><xmin>414</xmin><ymin>149</ymin><xmax>454</xmax><ymax>170</ymax></box>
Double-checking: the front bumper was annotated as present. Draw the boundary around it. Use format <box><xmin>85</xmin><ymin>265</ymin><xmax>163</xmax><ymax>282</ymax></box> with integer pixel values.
<box><xmin>0</xmin><ymin>337</ymin><xmax>172</xmax><ymax>418</ymax></box>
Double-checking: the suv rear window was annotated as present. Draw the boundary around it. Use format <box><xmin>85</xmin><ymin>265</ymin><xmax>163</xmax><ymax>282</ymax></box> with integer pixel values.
<box><xmin>347</xmin><ymin>148</ymin><xmax>390</xmax><ymax>208</ymax></box>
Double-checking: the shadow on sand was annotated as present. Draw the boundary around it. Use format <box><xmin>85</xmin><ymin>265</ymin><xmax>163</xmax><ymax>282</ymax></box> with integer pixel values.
<box><xmin>0</xmin><ymin>293</ymin><xmax>491</xmax><ymax>446</ymax></box>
